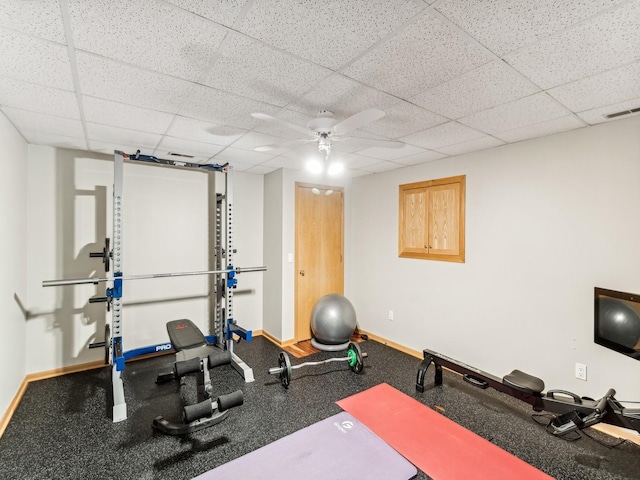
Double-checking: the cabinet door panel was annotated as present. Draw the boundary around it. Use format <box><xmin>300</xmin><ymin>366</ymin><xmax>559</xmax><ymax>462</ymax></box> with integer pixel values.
<box><xmin>428</xmin><ymin>183</ymin><xmax>459</xmax><ymax>256</ymax></box>
<box><xmin>399</xmin><ymin>187</ymin><xmax>427</xmax><ymax>255</ymax></box>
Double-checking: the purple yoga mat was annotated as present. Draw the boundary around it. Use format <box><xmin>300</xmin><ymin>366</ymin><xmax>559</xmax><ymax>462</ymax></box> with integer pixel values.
<box><xmin>192</xmin><ymin>412</ymin><xmax>417</xmax><ymax>480</ymax></box>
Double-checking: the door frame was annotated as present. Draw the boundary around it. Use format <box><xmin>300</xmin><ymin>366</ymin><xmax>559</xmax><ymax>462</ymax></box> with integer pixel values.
<box><xmin>294</xmin><ymin>181</ymin><xmax>345</xmax><ymax>342</ymax></box>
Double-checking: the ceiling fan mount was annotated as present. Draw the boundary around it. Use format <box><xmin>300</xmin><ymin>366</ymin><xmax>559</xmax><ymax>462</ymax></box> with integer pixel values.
<box><xmin>250</xmin><ymin>108</ymin><xmax>404</xmax><ymax>155</ymax></box>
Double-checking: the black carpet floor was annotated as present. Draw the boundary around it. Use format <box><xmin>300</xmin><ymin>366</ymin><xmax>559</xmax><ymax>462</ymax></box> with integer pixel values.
<box><xmin>1</xmin><ymin>337</ymin><xmax>639</xmax><ymax>479</ymax></box>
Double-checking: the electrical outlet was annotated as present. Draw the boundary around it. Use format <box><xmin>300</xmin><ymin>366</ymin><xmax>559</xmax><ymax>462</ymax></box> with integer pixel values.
<box><xmin>388</xmin><ymin>310</ymin><xmax>394</xmax><ymax>321</ymax></box>
<box><xmin>575</xmin><ymin>363</ymin><xmax>587</xmax><ymax>381</ymax></box>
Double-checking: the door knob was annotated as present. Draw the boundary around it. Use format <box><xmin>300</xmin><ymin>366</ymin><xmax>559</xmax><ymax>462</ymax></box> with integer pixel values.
<box><xmin>299</xmin><ymin>270</ymin><xmax>305</xmax><ymax>276</ymax></box>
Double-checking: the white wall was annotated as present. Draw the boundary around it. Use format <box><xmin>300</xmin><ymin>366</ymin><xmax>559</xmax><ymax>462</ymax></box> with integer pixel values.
<box><xmin>349</xmin><ymin>115</ymin><xmax>640</xmax><ymax>401</ymax></box>
<box><xmin>26</xmin><ymin>147</ymin><xmax>263</xmax><ymax>373</ymax></box>
<box><xmin>0</xmin><ymin>113</ymin><xmax>28</xmax><ymax>418</ymax></box>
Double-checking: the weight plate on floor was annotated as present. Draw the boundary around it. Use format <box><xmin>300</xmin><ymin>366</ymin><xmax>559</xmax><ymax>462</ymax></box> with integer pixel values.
<box><xmin>278</xmin><ymin>351</ymin><xmax>292</xmax><ymax>388</ymax></box>
<box><xmin>348</xmin><ymin>342</ymin><xmax>364</xmax><ymax>374</ymax></box>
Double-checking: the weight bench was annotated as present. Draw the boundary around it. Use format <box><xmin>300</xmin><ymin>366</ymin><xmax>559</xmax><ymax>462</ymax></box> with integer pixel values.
<box><xmin>152</xmin><ymin>319</ymin><xmax>244</xmax><ymax>436</ymax></box>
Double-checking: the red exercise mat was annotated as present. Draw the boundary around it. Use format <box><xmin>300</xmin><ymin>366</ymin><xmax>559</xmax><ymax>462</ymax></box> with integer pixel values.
<box><xmin>337</xmin><ymin>383</ymin><xmax>554</xmax><ymax>480</ymax></box>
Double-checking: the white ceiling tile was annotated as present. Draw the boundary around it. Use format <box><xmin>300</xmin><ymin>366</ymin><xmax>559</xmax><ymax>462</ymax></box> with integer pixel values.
<box><xmin>494</xmin><ymin>115</ymin><xmax>586</xmax><ymax>143</ymax></box>
<box><xmin>77</xmin><ymin>53</ymin><xmax>193</xmax><ymax>114</ymax></box>
<box><xmin>0</xmin><ymin>30</ymin><xmax>73</xmax><ymax>90</ymax></box>
<box><xmin>87</xmin><ymin>123</ymin><xmax>161</xmax><ymax>150</ymax></box>
<box><xmin>212</xmin><ymin>146</ymin><xmax>275</xmax><ymax>165</ymax></box>
<box><xmin>504</xmin><ymin>2</ymin><xmax>640</xmax><ymax>89</ymax></box>
<box><xmin>201</xmin><ymin>34</ymin><xmax>331</xmax><ymax>107</ymax></box>
<box><xmin>22</xmin><ymin>131</ymin><xmax>87</xmax><ymax>150</ymax></box>
<box><xmin>2</xmin><ymin>107</ymin><xmax>84</xmax><ymax>138</ymax></box>
<box><xmin>82</xmin><ymin>96</ymin><xmax>175</xmax><ymax>134</ymax></box>
<box><xmin>278</xmin><ymin>143</ymin><xmax>323</xmax><ymax>159</ymax></box>
<box><xmin>68</xmin><ymin>0</ymin><xmax>227</xmax><ymax>82</ymax></box>
<box><xmin>360</xmin><ymin>101</ymin><xmax>448</xmax><ymax>139</ymax></box>
<box><xmin>436</xmin><ymin>136</ymin><xmax>504</xmax><ymax>156</ymax></box>
<box><xmin>343</xmin><ymin>14</ymin><xmax>494</xmax><ymax>97</ymax></box>
<box><xmin>164</xmin><ymin>0</ymin><xmax>251</xmax><ymax>27</ymax></box>
<box><xmin>155</xmin><ymin>136</ymin><xmax>225</xmax><ymax>160</ymax></box>
<box><xmin>342</xmin><ymin>153</ymin><xmax>385</xmax><ymax>170</ymax></box>
<box><xmin>0</xmin><ymin>0</ymin><xmax>66</xmax><ymax>43</ymax></box>
<box><xmin>167</xmin><ymin>116</ymin><xmax>247</xmax><ymax>146</ymax></box>
<box><xmin>287</xmin><ymin>74</ymin><xmax>400</xmax><ymax>118</ymax></box>
<box><xmin>359</xmin><ymin>161</ymin><xmax>403</xmax><ymax>173</ymax></box>
<box><xmin>180</xmin><ymin>83</ymin><xmax>282</xmax><ymax>130</ymax></box>
<box><xmin>237</xmin><ymin>0</ymin><xmax>422</xmax><ymax>69</ymax></box>
<box><xmin>230</xmin><ymin>131</ymin><xmax>289</xmax><ymax>154</ymax></box>
<box><xmin>392</xmin><ymin>150</ymin><xmax>447</xmax><ymax>165</ymax></box>
<box><xmin>356</xmin><ymin>143</ymin><xmax>427</xmax><ymax>161</ymax></box>
<box><xmin>400</xmin><ymin>121</ymin><xmax>485</xmax><ymax>149</ymax></box>
<box><xmin>348</xmin><ymin>169</ymin><xmax>372</xmax><ymax>178</ymax></box>
<box><xmin>411</xmin><ymin>61</ymin><xmax>540</xmax><ymax>119</ymax></box>
<box><xmin>246</xmin><ymin>164</ymin><xmax>278</xmax><ymax>175</ymax></box>
<box><xmin>548</xmin><ymin>61</ymin><xmax>640</xmax><ymax>113</ymax></box>
<box><xmin>436</xmin><ymin>0</ymin><xmax>628</xmax><ymax>56</ymax></box>
<box><xmin>261</xmin><ymin>156</ymin><xmax>305</xmax><ymax>170</ymax></box>
<box><xmin>577</xmin><ymin>97</ymin><xmax>640</xmax><ymax>125</ymax></box>
<box><xmin>458</xmin><ymin>93</ymin><xmax>569</xmax><ymax>135</ymax></box>
<box><xmin>0</xmin><ymin>77</ymin><xmax>79</xmax><ymax>119</ymax></box>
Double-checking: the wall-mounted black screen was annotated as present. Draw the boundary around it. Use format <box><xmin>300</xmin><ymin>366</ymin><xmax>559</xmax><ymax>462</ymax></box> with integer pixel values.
<box><xmin>594</xmin><ymin>287</ymin><xmax>640</xmax><ymax>361</ymax></box>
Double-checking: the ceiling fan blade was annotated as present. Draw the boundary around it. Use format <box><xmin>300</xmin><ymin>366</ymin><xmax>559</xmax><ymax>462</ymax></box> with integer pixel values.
<box><xmin>331</xmin><ymin>109</ymin><xmax>385</xmax><ymax>135</ymax></box>
<box><xmin>251</xmin><ymin>113</ymin><xmax>315</xmax><ymax>137</ymax></box>
<box><xmin>339</xmin><ymin>137</ymin><xmax>405</xmax><ymax>149</ymax></box>
<box><xmin>254</xmin><ymin>138</ymin><xmax>315</xmax><ymax>152</ymax></box>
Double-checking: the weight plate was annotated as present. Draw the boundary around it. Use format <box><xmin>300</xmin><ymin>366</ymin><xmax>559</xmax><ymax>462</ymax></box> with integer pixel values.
<box><xmin>278</xmin><ymin>351</ymin><xmax>292</xmax><ymax>389</ymax></box>
<box><xmin>348</xmin><ymin>342</ymin><xmax>364</xmax><ymax>374</ymax></box>
<box><xmin>104</xmin><ymin>323</ymin><xmax>111</xmax><ymax>365</ymax></box>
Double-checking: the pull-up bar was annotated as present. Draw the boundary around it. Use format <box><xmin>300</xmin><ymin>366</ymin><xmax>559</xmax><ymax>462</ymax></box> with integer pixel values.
<box><xmin>42</xmin><ymin>266</ymin><xmax>267</xmax><ymax>287</ymax></box>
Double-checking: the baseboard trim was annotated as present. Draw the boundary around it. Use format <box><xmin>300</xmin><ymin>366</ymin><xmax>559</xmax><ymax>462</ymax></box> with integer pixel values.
<box><xmin>357</xmin><ymin>329</ymin><xmax>423</xmax><ymax>359</ymax></box>
<box><xmin>259</xmin><ymin>330</ymin><xmax>295</xmax><ymax>347</ymax></box>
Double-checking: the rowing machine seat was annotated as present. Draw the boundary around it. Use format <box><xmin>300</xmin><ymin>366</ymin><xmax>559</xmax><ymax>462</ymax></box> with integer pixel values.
<box><xmin>502</xmin><ymin>370</ymin><xmax>545</xmax><ymax>394</ymax></box>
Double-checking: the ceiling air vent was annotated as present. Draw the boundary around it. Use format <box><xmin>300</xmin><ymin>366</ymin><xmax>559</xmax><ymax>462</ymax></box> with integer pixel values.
<box><xmin>167</xmin><ymin>151</ymin><xmax>195</xmax><ymax>158</ymax></box>
<box><xmin>604</xmin><ymin>107</ymin><xmax>640</xmax><ymax>119</ymax></box>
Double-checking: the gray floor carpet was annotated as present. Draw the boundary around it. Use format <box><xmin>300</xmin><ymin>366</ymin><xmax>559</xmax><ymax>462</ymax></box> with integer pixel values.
<box><xmin>1</xmin><ymin>337</ymin><xmax>638</xmax><ymax>479</ymax></box>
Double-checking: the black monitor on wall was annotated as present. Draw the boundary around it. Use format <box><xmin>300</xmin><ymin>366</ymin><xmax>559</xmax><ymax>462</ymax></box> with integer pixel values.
<box><xmin>594</xmin><ymin>287</ymin><xmax>640</xmax><ymax>361</ymax></box>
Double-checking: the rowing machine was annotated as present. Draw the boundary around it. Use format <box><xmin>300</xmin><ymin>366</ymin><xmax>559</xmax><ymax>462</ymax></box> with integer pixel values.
<box><xmin>416</xmin><ymin>348</ymin><xmax>640</xmax><ymax>437</ymax></box>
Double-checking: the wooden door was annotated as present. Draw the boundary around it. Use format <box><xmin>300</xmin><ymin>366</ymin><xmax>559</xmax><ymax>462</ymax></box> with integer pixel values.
<box><xmin>295</xmin><ymin>183</ymin><xmax>344</xmax><ymax>341</ymax></box>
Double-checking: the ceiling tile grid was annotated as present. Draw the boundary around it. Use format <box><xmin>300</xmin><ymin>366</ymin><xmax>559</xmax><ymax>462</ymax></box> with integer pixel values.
<box><xmin>1</xmin><ymin>0</ymin><xmax>638</xmax><ymax>177</ymax></box>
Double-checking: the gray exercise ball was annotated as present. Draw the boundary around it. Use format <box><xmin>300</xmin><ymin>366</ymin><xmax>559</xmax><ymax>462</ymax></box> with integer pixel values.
<box><xmin>310</xmin><ymin>294</ymin><xmax>357</xmax><ymax>345</ymax></box>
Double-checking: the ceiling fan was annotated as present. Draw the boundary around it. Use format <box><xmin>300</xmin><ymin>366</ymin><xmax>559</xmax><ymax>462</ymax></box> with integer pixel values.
<box><xmin>250</xmin><ymin>109</ymin><xmax>404</xmax><ymax>156</ymax></box>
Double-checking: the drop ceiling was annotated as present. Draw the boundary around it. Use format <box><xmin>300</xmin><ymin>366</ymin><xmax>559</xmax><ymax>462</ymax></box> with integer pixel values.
<box><xmin>1</xmin><ymin>0</ymin><xmax>638</xmax><ymax>177</ymax></box>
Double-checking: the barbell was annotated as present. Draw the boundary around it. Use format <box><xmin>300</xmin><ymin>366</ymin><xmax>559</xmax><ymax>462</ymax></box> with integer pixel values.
<box><xmin>268</xmin><ymin>342</ymin><xmax>367</xmax><ymax>389</ymax></box>
<box><xmin>42</xmin><ymin>265</ymin><xmax>267</xmax><ymax>287</ymax></box>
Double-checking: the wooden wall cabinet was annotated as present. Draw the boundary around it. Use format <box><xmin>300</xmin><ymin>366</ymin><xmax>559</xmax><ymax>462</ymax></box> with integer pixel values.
<box><xmin>398</xmin><ymin>175</ymin><xmax>465</xmax><ymax>263</ymax></box>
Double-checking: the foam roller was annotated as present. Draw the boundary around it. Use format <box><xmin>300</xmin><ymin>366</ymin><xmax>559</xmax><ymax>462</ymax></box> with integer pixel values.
<box><xmin>174</xmin><ymin>357</ymin><xmax>201</xmax><ymax>377</ymax></box>
<box><xmin>183</xmin><ymin>399</ymin><xmax>213</xmax><ymax>423</ymax></box>
<box><xmin>208</xmin><ymin>351</ymin><xmax>232</xmax><ymax>369</ymax></box>
<box><xmin>217</xmin><ymin>390</ymin><xmax>243</xmax><ymax>412</ymax></box>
